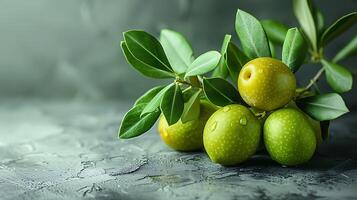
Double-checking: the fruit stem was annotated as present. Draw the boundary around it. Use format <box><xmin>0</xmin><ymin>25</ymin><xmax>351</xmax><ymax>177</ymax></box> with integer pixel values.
<box><xmin>255</xmin><ymin>111</ymin><xmax>266</xmax><ymax>119</ymax></box>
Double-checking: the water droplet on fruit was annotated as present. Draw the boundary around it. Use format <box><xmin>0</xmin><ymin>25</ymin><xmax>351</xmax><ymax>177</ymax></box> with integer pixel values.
<box><xmin>230</xmin><ymin>121</ymin><xmax>236</xmax><ymax>127</ymax></box>
<box><xmin>210</xmin><ymin>121</ymin><xmax>217</xmax><ymax>131</ymax></box>
<box><xmin>223</xmin><ymin>106</ymin><xmax>230</xmax><ymax>112</ymax></box>
<box><xmin>240</xmin><ymin>117</ymin><xmax>247</xmax><ymax>126</ymax></box>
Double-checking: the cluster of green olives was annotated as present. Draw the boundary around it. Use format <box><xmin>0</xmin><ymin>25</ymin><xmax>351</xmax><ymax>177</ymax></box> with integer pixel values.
<box><xmin>158</xmin><ymin>57</ymin><xmax>321</xmax><ymax>166</ymax></box>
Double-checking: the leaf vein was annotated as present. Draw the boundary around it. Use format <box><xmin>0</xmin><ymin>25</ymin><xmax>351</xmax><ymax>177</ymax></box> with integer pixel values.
<box><xmin>127</xmin><ymin>35</ymin><xmax>172</xmax><ymax>72</ymax></box>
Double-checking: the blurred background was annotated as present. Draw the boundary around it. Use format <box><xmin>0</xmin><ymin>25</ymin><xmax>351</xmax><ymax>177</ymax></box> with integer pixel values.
<box><xmin>0</xmin><ymin>0</ymin><xmax>355</xmax><ymax>107</ymax></box>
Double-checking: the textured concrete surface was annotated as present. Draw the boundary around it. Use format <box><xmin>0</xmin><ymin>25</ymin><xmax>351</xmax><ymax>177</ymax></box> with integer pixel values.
<box><xmin>0</xmin><ymin>99</ymin><xmax>357</xmax><ymax>200</ymax></box>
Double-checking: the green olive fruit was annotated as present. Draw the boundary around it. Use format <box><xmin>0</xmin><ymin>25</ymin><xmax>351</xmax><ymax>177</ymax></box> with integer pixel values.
<box><xmin>238</xmin><ymin>57</ymin><xmax>296</xmax><ymax>111</ymax></box>
<box><xmin>158</xmin><ymin>101</ymin><xmax>217</xmax><ymax>151</ymax></box>
<box><xmin>285</xmin><ymin>101</ymin><xmax>323</xmax><ymax>146</ymax></box>
<box><xmin>203</xmin><ymin>104</ymin><xmax>261</xmax><ymax>166</ymax></box>
<box><xmin>264</xmin><ymin>108</ymin><xmax>316</xmax><ymax>166</ymax></box>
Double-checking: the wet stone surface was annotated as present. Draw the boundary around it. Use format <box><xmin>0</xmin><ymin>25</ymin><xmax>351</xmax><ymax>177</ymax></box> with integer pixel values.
<box><xmin>0</xmin><ymin>100</ymin><xmax>356</xmax><ymax>200</ymax></box>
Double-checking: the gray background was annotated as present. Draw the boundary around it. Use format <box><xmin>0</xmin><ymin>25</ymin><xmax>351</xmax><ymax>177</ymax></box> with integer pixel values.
<box><xmin>0</xmin><ymin>0</ymin><xmax>356</xmax><ymax>106</ymax></box>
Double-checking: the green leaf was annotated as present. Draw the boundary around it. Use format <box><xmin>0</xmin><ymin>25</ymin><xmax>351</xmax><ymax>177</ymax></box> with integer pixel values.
<box><xmin>320</xmin><ymin>12</ymin><xmax>357</xmax><ymax>46</ymax></box>
<box><xmin>313</xmin><ymin>7</ymin><xmax>325</xmax><ymax>36</ymax></box>
<box><xmin>282</xmin><ymin>28</ymin><xmax>307</xmax><ymax>72</ymax></box>
<box><xmin>119</xmin><ymin>104</ymin><xmax>160</xmax><ymax>139</ymax></box>
<box><xmin>269</xmin><ymin>40</ymin><xmax>276</xmax><ymax>58</ymax></box>
<box><xmin>333</xmin><ymin>35</ymin><xmax>357</xmax><ymax>63</ymax></box>
<box><xmin>225</xmin><ymin>42</ymin><xmax>249</xmax><ymax>83</ymax></box>
<box><xmin>141</xmin><ymin>84</ymin><xmax>173</xmax><ymax>116</ymax></box>
<box><xmin>203</xmin><ymin>77</ymin><xmax>242</xmax><ymax>106</ymax></box>
<box><xmin>121</xmin><ymin>42</ymin><xmax>175</xmax><ymax>78</ymax></box>
<box><xmin>235</xmin><ymin>9</ymin><xmax>271</xmax><ymax>58</ymax></box>
<box><xmin>160</xmin><ymin>84</ymin><xmax>184</xmax><ymax>125</ymax></box>
<box><xmin>160</xmin><ymin>29</ymin><xmax>194</xmax><ymax>74</ymax></box>
<box><xmin>261</xmin><ymin>20</ymin><xmax>289</xmax><ymax>45</ymax></box>
<box><xmin>296</xmin><ymin>93</ymin><xmax>349</xmax><ymax>121</ymax></box>
<box><xmin>293</xmin><ymin>0</ymin><xmax>317</xmax><ymax>50</ymax></box>
<box><xmin>134</xmin><ymin>85</ymin><xmax>165</xmax><ymax>106</ymax></box>
<box><xmin>181</xmin><ymin>89</ymin><xmax>201</xmax><ymax>123</ymax></box>
<box><xmin>212</xmin><ymin>34</ymin><xmax>232</xmax><ymax>78</ymax></box>
<box><xmin>321</xmin><ymin>59</ymin><xmax>353</xmax><ymax>93</ymax></box>
<box><xmin>123</xmin><ymin>30</ymin><xmax>173</xmax><ymax>73</ymax></box>
<box><xmin>185</xmin><ymin>51</ymin><xmax>221</xmax><ymax>77</ymax></box>
<box><xmin>308</xmin><ymin>0</ymin><xmax>324</xmax><ymax>37</ymax></box>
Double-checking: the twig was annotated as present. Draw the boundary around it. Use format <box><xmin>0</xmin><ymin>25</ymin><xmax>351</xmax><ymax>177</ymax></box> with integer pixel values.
<box><xmin>175</xmin><ymin>76</ymin><xmax>202</xmax><ymax>88</ymax></box>
<box><xmin>304</xmin><ymin>68</ymin><xmax>325</xmax><ymax>91</ymax></box>
<box><xmin>175</xmin><ymin>79</ymin><xmax>197</xmax><ymax>88</ymax></box>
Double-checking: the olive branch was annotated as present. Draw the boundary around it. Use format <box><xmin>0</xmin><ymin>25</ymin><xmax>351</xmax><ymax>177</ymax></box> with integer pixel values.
<box><xmin>118</xmin><ymin>0</ymin><xmax>355</xmax><ymax>140</ymax></box>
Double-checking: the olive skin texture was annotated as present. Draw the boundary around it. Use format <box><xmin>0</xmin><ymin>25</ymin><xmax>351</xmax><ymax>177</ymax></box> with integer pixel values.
<box><xmin>238</xmin><ymin>57</ymin><xmax>296</xmax><ymax>111</ymax></box>
<box><xmin>286</xmin><ymin>101</ymin><xmax>323</xmax><ymax>146</ymax></box>
<box><xmin>203</xmin><ymin>104</ymin><xmax>261</xmax><ymax>166</ymax></box>
<box><xmin>158</xmin><ymin>101</ymin><xmax>217</xmax><ymax>151</ymax></box>
<box><xmin>264</xmin><ymin>108</ymin><xmax>317</xmax><ymax>166</ymax></box>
